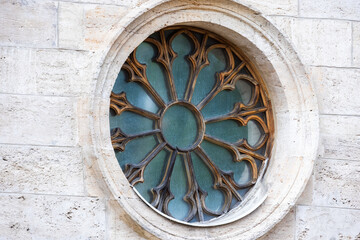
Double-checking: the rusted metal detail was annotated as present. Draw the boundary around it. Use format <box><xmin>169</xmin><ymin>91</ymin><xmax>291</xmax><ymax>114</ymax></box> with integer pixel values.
<box><xmin>110</xmin><ymin>92</ymin><xmax>160</xmax><ymax>120</ymax></box>
<box><xmin>110</xmin><ymin>26</ymin><xmax>274</xmax><ymax>223</ymax></box>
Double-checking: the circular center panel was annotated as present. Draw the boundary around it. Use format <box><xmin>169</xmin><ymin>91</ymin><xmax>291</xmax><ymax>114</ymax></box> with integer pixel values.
<box><xmin>160</xmin><ymin>103</ymin><xmax>203</xmax><ymax>151</ymax></box>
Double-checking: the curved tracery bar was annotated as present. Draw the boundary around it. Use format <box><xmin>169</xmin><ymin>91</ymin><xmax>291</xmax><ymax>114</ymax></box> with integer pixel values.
<box><xmin>109</xmin><ymin>26</ymin><xmax>273</xmax><ymax>223</ymax></box>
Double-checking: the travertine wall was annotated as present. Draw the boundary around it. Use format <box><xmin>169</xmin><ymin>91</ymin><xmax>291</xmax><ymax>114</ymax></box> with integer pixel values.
<box><xmin>0</xmin><ymin>0</ymin><xmax>359</xmax><ymax>239</ymax></box>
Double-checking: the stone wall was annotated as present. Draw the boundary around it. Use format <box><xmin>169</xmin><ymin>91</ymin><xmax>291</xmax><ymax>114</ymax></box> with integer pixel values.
<box><xmin>0</xmin><ymin>0</ymin><xmax>359</xmax><ymax>239</ymax></box>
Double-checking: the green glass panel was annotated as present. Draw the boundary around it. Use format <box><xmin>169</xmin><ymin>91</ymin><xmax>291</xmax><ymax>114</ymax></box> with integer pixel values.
<box><xmin>134</xmin><ymin>149</ymin><xmax>169</xmax><ymax>202</ymax></box>
<box><xmin>115</xmin><ymin>135</ymin><xmax>158</xmax><ymax>169</ymax></box>
<box><xmin>168</xmin><ymin>155</ymin><xmax>190</xmax><ymax>220</ymax></box>
<box><xmin>112</xmin><ymin>69</ymin><xmax>158</xmax><ymax>113</ymax></box>
<box><xmin>171</xmin><ymin>34</ymin><xmax>192</xmax><ymax>99</ymax></box>
<box><xmin>206</xmin><ymin>120</ymin><xmax>248</xmax><ymax>143</ymax></box>
<box><xmin>109</xmin><ymin>111</ymin><xmax>154</xmax><ymax>135</ymax></box>
<box><xmin>161</xmin><ymin>104</ymin><xmax>198</xmax><ymax>149</ymax></box>
<box><xmin>247</xmin><ymin>120</ymin><xmax>262</xmax><ymax>146</ymax></box>
<box><xmin>136</xmin><ymin>42</ymin><xmax>170</xmax><ymax>103</ymax></box>
<box><xmin>191</xmin><ymin>152</ymin><xmax>224</xmax><ymax>213</ymax></box>
<box><xmin>201</xmin><ymin>140</ymin><xmax>251</xmax><ymax>186</ymax></box>
<box><xmin>191</xmin><ymin>48</ymin><xmax>227</xmax><ymax>105</ymax></box>
<box><xmin>201</xmin><ymin>80</ymin><xmax>253</xmax><ymax>119</ymax></box>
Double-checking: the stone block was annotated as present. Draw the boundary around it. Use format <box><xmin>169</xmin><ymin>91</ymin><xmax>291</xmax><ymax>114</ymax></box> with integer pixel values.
<box><xmin>0</xmin><ymin>47</ymin><xmax>96</xmax><ymax>96</ymax></box>
<box><xmin>0</xmin><ymin>0</ymin><xmax>57</xmax><ymax>48</ymax></box>
<box><xmin>59</xmin><ymin>2</ymin><xmax>127</xmax><ymax>50</ymax></box>
<box><xmin>0</xmin><ymin>94</ymin><xmax>78</xmax><ymax>146</ymax></box>
<box><xmin>235</xmin><ymin>0</ymin><xmax>298</xmax><ymax>16</ymax></box>
<box><xmin>313</xmin><ymin>158</ymin><xmax>360</xmax><ymax>209</ymax></box>
<box><xmin>300</xmin><ymin>0</ymin><xmax>360</xmax><ymax>21</ymax></box>
<box><xmin>0</xmin><ymin>47</ymin><xmax>36</xmax><ymax>94</ymax></box>
<box><xmin>259</xmin><ymin>208</ymin><xmax>295</xmax><ymax>240</ymax></box>
<box><xmin>269</xmin><ymin>17</ymin><xmax>352</xmax><ymax>67</ymax></box>
<box><xmin>320</xmin><ymin>115</ymin><xmax>360</xmax><ymax>161</ymax></box>
<box><xmin>310</xmin><ymin>67</ymin><xmax>360</xmax><ymax>115</ymax></box>
<box><xmin>0</xmin><ymin>145</ymin><xmax>83</xmax><ymax>195</ymax></box>
<box><xmin>0</xmin><ymin>193</ymin><xmax>105</xmax><ymax>239</ymax></box>
<box><xmin>296</xmin><ymin>205</ymin><xmax>360</xmax><ymax>239</ymax></box>
<box><xmin>353</xmin><ymin>22</ymin><xmax>360</xmax><ymax>67</ymax></box>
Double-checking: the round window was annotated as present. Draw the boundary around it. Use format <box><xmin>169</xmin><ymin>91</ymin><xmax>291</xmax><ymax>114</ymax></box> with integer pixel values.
<box><xmin>109</xmin><ymin>26</ymin><xmax>273</xmax><ymax>224</ymax></box>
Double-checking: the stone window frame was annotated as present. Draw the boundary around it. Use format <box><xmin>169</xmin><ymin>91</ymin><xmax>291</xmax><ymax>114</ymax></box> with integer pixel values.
<box><xmin>84</xmin><ymin>0</ymin><xmax>319</xmax><ymax>239</ymax></box>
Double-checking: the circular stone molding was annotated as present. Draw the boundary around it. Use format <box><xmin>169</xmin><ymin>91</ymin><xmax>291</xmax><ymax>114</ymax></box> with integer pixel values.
<box><xmin>89</xmin><ymin>0</ymin><xmax>319</xmax><ymax>239</ymax></box>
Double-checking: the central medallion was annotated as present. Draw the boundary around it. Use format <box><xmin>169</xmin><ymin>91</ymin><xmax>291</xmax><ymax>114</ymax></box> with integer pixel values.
<box><xmin>160</xmin><ymin>102</ymin><xmax>204</xmax><ymax>152</ymax></box>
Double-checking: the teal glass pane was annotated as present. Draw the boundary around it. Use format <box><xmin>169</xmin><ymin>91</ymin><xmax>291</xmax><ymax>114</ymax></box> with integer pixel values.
<box><xmin>201</xmin><ymin>140</ymin><xmax>252</xmax><ymax>186</ymax></box>
<box><xmin>134</xmin><ymin>149</ymin><xmax>169</xmax><ymax>202</ymax></box>
<box><xmin>109</xmin><ymin>111</ymin><xmax>154</xmax><ymax>135</ymax></box>
<box><xmin>206</xmin><ymin>120</ymin><xmax>248</xmax><ymax>143</ymax></box>
<box><xmin>201</xmin><ymin>80</ymin><xmax>252</xmax><ymax>119</ymax></box>
<box><xmin>168</xmin><ymin>155</ymin><xmax>190</xmax><ymax>220</ymax></box>
<box><xmin>161</xmin><ymin>104</ymin><xmax>198</xmax><ymax>149</ymax></box>
<box><xmin>191</xmin><ymin>48</ymin><xmax>227</xmax><ymax>105</ymax></box>
<box><xmin>191</xmin><ymin>151</ymin><xmax>225</xmax><ymax>212</ymax></box>
<box><xmin>112</xmin><ymin>69</ymin><xmax>159</xmax><ymax>113</ymax></box>
<box><xmin>171</xmin><ymin>33</ymin><xmax>192</xmax><ymax>100</ymax></box>
<box><xmin>115</xmin><ymin>135</ymin><xmax>158</xmax><ymax>169</ymax></box>
<box><xmin>247</xmin><ymin>120</ymin><xmax>263</xmax><ymax>147</ymax></box>
<box><xmin>136</xmin><ymin>42</ymin><xmax>170</xmax><ymax>103</ymax></box>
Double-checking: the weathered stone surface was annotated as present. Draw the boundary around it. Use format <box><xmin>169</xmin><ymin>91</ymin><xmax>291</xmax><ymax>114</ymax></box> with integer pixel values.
<box><xmin>59</xmin><ymin>2</ymin><xmax>127</xmax><ymax>50</ymax></box>
<box><xmin>259</xmin><ymin>208</ymin><xmax>295</xmax><ymax>240</ymax></box>
<box><xmin>0</xmin><ymin>47</ymin><xmax>96</xmax><ymax>96</ymax></box>
<box><xmin>313</xmin><ymin>158</ymin><xmax>360</xmax><ymax>209</ymax></box>
<box><xmin>353</xmin><ymin>22</ymin><xmax>360</xmax><ymax>67</ymax></box>
<box><xmin>296</xmin><ymin>205</ymin><xmax>360</xmax><ymax>239</ymax></box>
<box><xmin>0</xmin><ymin>94</ymin><xmax>78</xmax><ymax>146</ymax></box>
<box><xmin>107</xmin><ymin>200</ymin><xmax>157</xmax><ymax>240</ymax></box>
<box><xmin>320</xmin><ymin>115</ymin><xmax>360</xmax><ymax>161</ymax></box>
<box><xmin>0</xmin><ymin>193</ymin><xmax>105</xmax><ymax>239</ymax></box>
<box><xmin>0</xmin><ymin>145</ymin><xmax>83</xmax><ymax>195</ymax></box>
<box><xmin>269</xmin><ymin>17</ymin><xmax>352</xmax><ymax>67</ymax></box>
<box><xmin>235</xmin><ymin>0</ymin><xmax>298</xmax><ymax>15</ymax></box>
<box><xmin>0</xmin><ymin>0</ymin><xmax>57</xmax><ymax>48</ymax></box>
<box><xmin>299</xmin><ymin>0</ymin><xmax>360</xmax><ymax>21</ymax></box>
<box><xmin>310</xmin><ymin>67</ymin><xmax>360</xmax><ymax>115</ymax></box>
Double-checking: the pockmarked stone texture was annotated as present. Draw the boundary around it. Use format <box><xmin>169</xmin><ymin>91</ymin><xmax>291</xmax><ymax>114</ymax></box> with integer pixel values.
<box><xmin>0</xmin><ymin>194</ymin><xmax>105</xmax><ymax>239</ymax></box>
<box><xmin>269</xmin><ymin>17</ymin><xmax>352</xmax><ymax>67</ymax></box>
<box><xmin>299</xmin><ymin>0</ymin><xmax>360</xmax><ymax>21</ymax></box>
<box><xmin>310</xmin><ymin>67</ymin><xmax>360</xmax><ymax>115</ymax></box>
<box><xmin>296</xmin><ymin>205</ymin><xmax>360</xmax><ymax>240</ymax></box>
<box><xmin>320</xmin><ymin>115</ymin><xmax>360</xmax><ymax>161</ymax></box>
<box><xmin>59</xmin><ymin>2</ymin><xmax>128</xmax><ymax>50</ymax></box>
<box><xmin>0</xmin><ymin>145</ymin><xmax>84</xmax><ymax>195</ymax></box>
<box><xmin>353</xmin><ymin>22</ymin><xmax>360</xmax><ymax>67</ymax></box>
<box><xmin>313</xmin><ymin>158</ymin><xmax>360</xmax><ymax>209</ymax></box>
<box><xmin>0</xmin><ymin>47</ymin><xmax>96</xmax><ymax>96</ymax></box>
<box><xmin>0</xmin><ymin>94</ymin><xmax>78</xmax><ymax>146</ymax></box>
<box><xmin>0</xmin><ymin>0</ymin><xmax>57</xmax><ymax>48</ymax></box>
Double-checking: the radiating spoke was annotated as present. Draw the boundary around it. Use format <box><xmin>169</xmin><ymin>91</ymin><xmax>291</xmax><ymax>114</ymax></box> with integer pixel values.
<box><xmin>183</xmin><ymin>152</ymin><xmax>207</xmax><ymax>222</ymax></box>
<box><xmin>205</xmin><ymin>134</ymin><xmax>266</xmax><ymax>161</ymax></box>
<box><xmin>195</xmin><ymin>146</ymin><xmax>242</xmax><ymax>213</ymax></box>
<box><xmin>125</xmin><ymin>142</ymin><xmax>167</xmax><ymax>185</ymax></box>
<box><xmin>111</xmin><ymin>128</ymin><xmax>161</xmax><ymax>152</ymax></box>
<box><xmin>151</xmin><ymin>149</ymin><xmax>178</xmax><ymax>215</ymax></box>
<box><xmin>110</xmin><ymin>92</ymin><xmax>160</xmax><ymax>120</ymax></box>
<box><xmin>197</xmin><ymin>71</ymin><xmax>257</xmax><ymax>111</ymax></box>
<box><xmin>205</xmin><ymin>103</ymin><xmax>267</xmax><ymax>124</ymax></box>
<box><xmin>184</xmin><ymin>33</ymin><xmax>208</xmax><ymax>102</ymax></box>
<box><xmin>145</xmin><ymin>30</ymin><xmax>178</xmax><ymax>101</ymax></box>
<box><xmin>122</xmin><ymin>52</ymin><xmax>166</xmax><ymax>108</ymax></box>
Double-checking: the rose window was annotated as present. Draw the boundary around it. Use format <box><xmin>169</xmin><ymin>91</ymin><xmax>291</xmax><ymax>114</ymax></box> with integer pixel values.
<box><xmin>109</xmin><ymin>26</ymin><xmax>273</xmax><ymax>224</ymax></box>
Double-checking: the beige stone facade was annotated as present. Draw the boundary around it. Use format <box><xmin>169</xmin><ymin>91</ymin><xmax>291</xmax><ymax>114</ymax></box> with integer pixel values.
<box><xmin>0</xmin><ymin>0</ymin><xmax>359</xmax><ymax>239</ymax></box>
